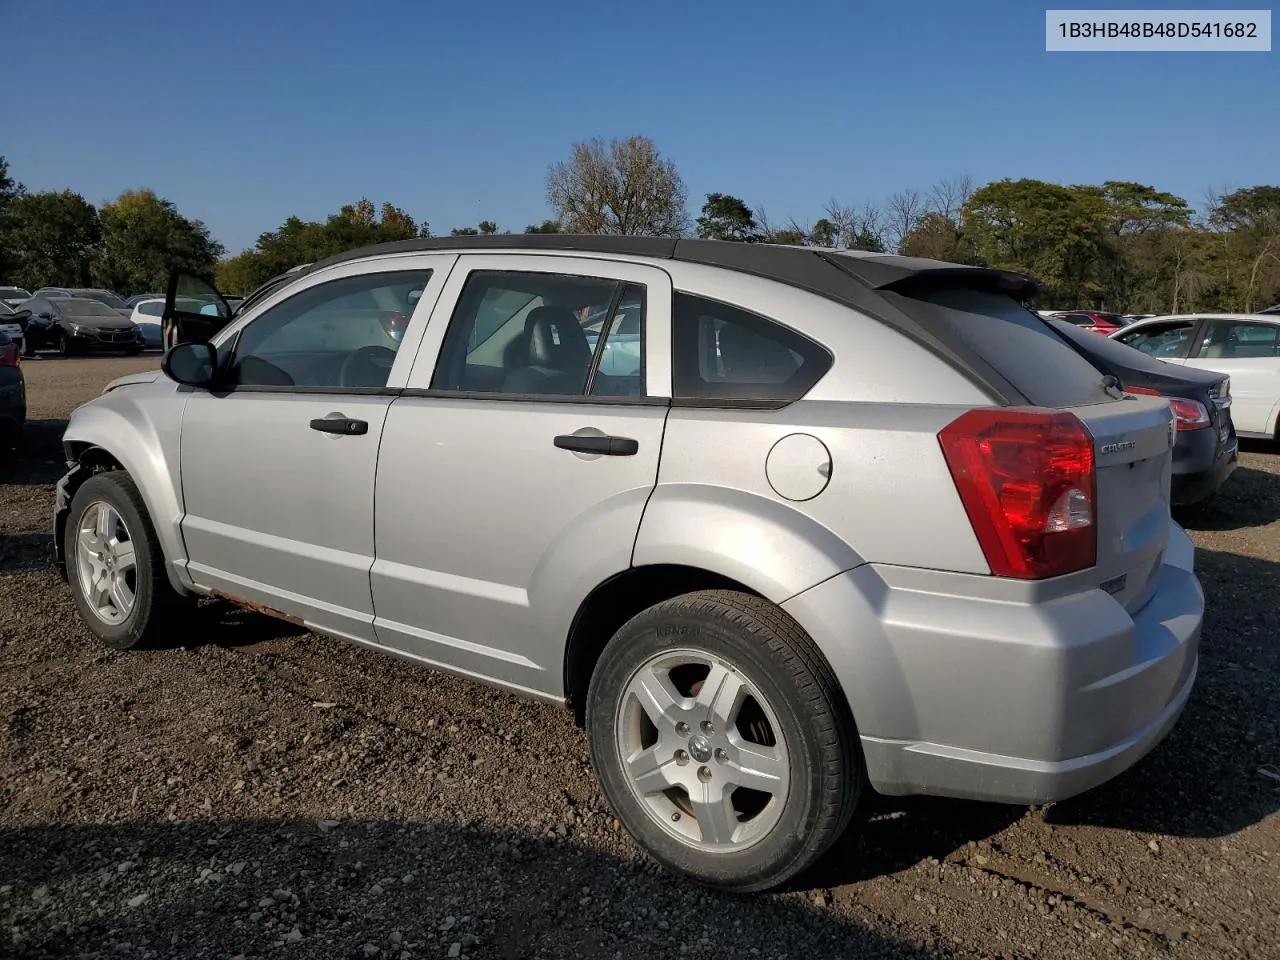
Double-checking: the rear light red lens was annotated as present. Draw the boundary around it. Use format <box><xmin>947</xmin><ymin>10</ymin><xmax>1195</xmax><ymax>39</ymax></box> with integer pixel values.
<box><xmin>0</xmin><ymin>342</ymin><xmax>18</xmax><ymax>368</ymax></box>
<box><xmin>939</xmin><ymin>409</ymin><xmax>1097</xmax><ymax>580</ymax></box>
<box><xmin>1123</xmin><ymin>385</ymin><xmax>1209</xmax><ymax>430</ymax></box>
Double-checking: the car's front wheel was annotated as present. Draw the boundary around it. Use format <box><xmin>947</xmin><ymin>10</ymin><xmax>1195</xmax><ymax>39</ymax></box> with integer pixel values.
<box><xmin>64</xmin><ymin>470</ymin><xmax>183</xmax><ymax>650</ymax></box>
<box><xmin>586</xmin><ymin>590</ymin><xmax>862</xmax><ymax>892</ymax></box>
<box><xmin>58</xmin><ymin>331</ymin><xmax>71</xmax><ymax>356</ymax></box>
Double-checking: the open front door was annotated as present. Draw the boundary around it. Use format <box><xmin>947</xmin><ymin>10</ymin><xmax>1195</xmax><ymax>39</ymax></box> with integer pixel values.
<box><xmin>163</xmin><ymin>271</ymin><xmax>235</xmax><ymax>349</ymax></box>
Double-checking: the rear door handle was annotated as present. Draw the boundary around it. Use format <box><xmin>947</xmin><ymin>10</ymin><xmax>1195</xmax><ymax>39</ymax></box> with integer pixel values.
<box><xmin>554</xmin><ymin>434</ymin><xmax>639</xmax><ymax>456</ymax></box>
<box><xmin>310</xmin><ymin>417</ymin><xmax>368</xmax><ymax>436</ymax></box>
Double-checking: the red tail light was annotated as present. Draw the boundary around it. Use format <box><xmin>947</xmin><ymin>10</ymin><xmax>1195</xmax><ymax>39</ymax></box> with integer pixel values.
<box><xmin>0</xmin><ymin>341</ymin><xmax>18</xmax><ymax>368</ymax></box>
<box><xmin>939</xmin><ymin>409</ymin><xmax>1096</xmax><ymax>580</ymax></box>
<box><xmin>1122</xmin><ymin>385</ymin><xmax>1209</xmax><ymax>430</ymax></box>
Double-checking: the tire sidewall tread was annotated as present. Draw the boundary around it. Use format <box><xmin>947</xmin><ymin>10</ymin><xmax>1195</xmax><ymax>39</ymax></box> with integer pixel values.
<box><xmin>586</xmin><ymin>589</ymin><xmax>862</xmax><ymax>893</ymax></box>
<box><xmin>64</xmin><ymin>470</ymin><xmax>178</xmax><ymax>651</ymax></box>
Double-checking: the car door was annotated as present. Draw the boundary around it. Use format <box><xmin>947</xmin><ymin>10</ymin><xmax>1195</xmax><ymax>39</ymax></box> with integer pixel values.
<box><xmin>370</xmin><ymin>254</ymin><xmax>672</xmax><ymax>696</ymax></box>
<box><xmin>177</xmin><ymin>255</ymin><xmax>456</xmax><ymax>641</ymax></box>
<box><xmin>1182</xmin><ymin>317</ymin><xmax>1280</xmax><ymax>437</ymax></box>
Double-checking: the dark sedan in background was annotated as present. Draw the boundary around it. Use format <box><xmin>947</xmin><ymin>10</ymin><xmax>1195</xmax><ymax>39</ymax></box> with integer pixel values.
<box><xmin>21</xmin><ymin>297</ymin><xmax>145</xmax><ymax>356</ymax></box>
<box><xmin>0</xmin><ymin>331</ymin><xmax>25</xmax><ymax>447</ymax></box>
<box><xmin>1051</xmin><ymin>318</ymin><xmax>1237</xmax><ymax>506</ymax></box>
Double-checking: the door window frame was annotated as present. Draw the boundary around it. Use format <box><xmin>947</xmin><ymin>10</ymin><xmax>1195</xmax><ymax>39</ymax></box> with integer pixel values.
<box><xmin>199</xmin><ymin>253</ymin><xmax>459</xmax><ymax>396</ymax></box>
<box><xmin>402</xmin><ymin>253</ymin><xmax>674</xmax><ymax>403</ymax></box>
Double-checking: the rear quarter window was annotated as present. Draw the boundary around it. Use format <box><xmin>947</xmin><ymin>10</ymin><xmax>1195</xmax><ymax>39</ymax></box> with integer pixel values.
<box><xmin>907</xmin><ymin>288</ymin><xmax>1110</xmax><ymax>408</ymax></box>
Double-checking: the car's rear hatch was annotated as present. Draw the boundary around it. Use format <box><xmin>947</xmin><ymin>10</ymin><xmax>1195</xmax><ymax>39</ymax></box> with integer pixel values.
<box><xmin>899</xmin><ymin>286</ymin><xmax>1177</xmax><ymax>611</ymax></box>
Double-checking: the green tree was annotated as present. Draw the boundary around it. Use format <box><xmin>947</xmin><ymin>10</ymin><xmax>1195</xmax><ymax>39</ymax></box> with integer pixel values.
<box><xmin>962</xmin><ymin>179</ymin><xmax>1112</xmax><ymax>306</ymax></box>
<box><xmin>0</xmin><ymin>156</ymin><xmax>26</xmax><ymax>278</ymax></box>
<box><xmin>94</xmin><ymin>189</ymin><xmax>224</xmax><ymax>295</ymax></box>
<box><xmin>808</xmin><ymin>218</ymin><xmax>837</xmax><ymax>247</ymax></box>
<box><xmin>215</xmin><ymin>250</ymin><xmax>275</xmax><ymax>296</ymax></box>
<box><xmin>696</xmin><ymin>194</ymin><xmax>760</xmax><ymax>241</ymax></box>
<box><xmin>524</xmin><ymin>219</ymin><xmax>561</xmax><ymax>234</ymax></box>
<box><xmin>450</xmin><ymin>226</ymin><xmax>480</xmax><ymax>236</ymax></box>
<box><xmin>1</xmin><ymin>190</ymin><xmax>101</xmax><ymax>289</ymax></box>
<box><xmin>546</xmin><ymin>135</ymin><xmax>688</xmax><ymax>237</ymax></box>
<box><xmin>1208</xmin><ymin>185</ymin><xmax>1280</xmax><ymax>311</ymax></box>
<box><xmin>899</xmin><ymin>211</ymin><xmax>967</xmax><ymax>262</ymax></box>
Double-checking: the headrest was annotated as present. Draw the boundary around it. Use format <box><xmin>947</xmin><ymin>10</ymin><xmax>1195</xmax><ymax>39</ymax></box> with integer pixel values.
<box><xmin>525</xmin><ymin>305</ymin><xmax>591</xmax><ymax>370</ymax></box>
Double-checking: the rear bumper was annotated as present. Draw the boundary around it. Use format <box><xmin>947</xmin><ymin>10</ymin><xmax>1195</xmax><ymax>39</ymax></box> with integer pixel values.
<box><xmin>1171</xmin><ymin>425</ymin><xmax>1237</xmax><ymax>506</ymax></box>
<box><xmin>784</xmin><ymin>519</ymin><xmax>1203</xmax><ymax>805</ymax></box>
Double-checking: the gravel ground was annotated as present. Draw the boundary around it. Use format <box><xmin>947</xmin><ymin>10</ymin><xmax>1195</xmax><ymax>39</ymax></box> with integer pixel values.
<box><xmin>2</xmin><ymin>355</ymin><xmax>1278</xmax><ymax>960</ymax></box>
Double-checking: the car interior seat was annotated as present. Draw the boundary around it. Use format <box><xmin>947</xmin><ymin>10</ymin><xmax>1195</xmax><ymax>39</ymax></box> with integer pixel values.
<box><xmin>500</xmin><ymin>306</ymin><xmax>593</xmax><ymax>395</ymax></box>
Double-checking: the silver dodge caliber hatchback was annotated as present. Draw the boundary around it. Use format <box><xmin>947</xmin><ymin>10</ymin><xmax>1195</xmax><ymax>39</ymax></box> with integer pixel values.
<box><xmin>54</xmin><ymin>236</ymin><xmax>1203</xmax><ymax>891</ymax></box>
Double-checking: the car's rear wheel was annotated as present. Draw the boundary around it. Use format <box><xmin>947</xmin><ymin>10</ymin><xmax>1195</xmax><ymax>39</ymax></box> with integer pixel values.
<box><xmin>586</xmin><ymin>589</ymin><xmax>862</xmax><ymax>892</ymax></box>
<box><xmin>64</xmin><ymin>471</ymin><xmax>183</xmax><ymax>650</ymax></box>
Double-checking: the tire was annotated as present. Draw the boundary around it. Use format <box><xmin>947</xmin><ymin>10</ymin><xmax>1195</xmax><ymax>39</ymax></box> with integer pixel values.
<box><xmin>58</xmin><ymin>331</ymin><xmax>71</xmax><ymax>356</ymax></box>
<box><xmin>586</xmin><ymin>589</ymin><xmax>862</xmax><ymax>892</ymax></box>
<box><xmin>64</xmin><ymin>470</ymin><xmax>184</xmax><ymax>650</ymax></box>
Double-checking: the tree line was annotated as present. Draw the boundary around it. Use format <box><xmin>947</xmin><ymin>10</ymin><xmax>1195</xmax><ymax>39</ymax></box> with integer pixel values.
<box><xmin>2</xmin><ymin>140</ymin><xmax>1277</xmax><ymax>313</ymax></box>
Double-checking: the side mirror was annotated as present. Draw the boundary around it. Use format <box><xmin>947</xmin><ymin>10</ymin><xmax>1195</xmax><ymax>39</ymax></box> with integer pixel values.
<box><xmin>162</xmin><ymin>341</ymin><xmax>218</xmax><ymax>387</ymax></box>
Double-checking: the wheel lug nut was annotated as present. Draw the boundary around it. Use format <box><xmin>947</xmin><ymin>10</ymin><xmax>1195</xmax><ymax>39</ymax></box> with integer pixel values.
<box><xmin>714</xmin><ymin>748</ymin><xmax>729</xmax><ymax>763</ymax></box>
<box><xmin>700</xmin><ymin>721</ymin><xmax>714</xmax><ymax>735</ymax></box>
<box><xmin>675</xmin><ymin>722</ymin><xmax>690</xmax><ymax>737</ymax></box>
<box><xmin>697</xmin><ymin>766</ymin><xmax>712</xmax><ymax>782</ymax></box>
<box><xmin>674</xmin><ymin>749</ymin><xmax>689</xmax><ymax>765</ymax></box>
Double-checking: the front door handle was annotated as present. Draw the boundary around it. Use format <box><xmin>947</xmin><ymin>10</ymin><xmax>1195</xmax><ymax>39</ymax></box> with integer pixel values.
<box><xmin>554</xmin><ymin>434</ymin><xmax>639</xmax><ymax>456</ymax></box>
<box><xmin>310</xmin><ymin>417</ymin><xmax>368</xmax><ymax>436</ymax></box>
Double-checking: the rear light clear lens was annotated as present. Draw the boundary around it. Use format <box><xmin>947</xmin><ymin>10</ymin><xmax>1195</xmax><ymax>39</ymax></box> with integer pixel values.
<box><xmin>938</xmin><ymin>409</ymin><xmax>1097</xmax><ymax>580</ymax></box>
<box><xmin>1123</xmin><ymin>385</ymin><xmax>1210</xmax><ymax>430</ymax></box>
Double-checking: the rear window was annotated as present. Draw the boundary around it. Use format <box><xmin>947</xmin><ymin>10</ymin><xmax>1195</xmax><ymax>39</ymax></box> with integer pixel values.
<box><xmin>908</xmin><ymin>288</ymin><xmax>1110</xmax><ymax>407</ymax></box>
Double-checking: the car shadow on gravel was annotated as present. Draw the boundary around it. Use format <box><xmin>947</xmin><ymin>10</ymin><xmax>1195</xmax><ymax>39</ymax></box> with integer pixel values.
<box><xmin>1176</xmin><ymin>465</ymin><xmax>1280</xmax><ymax>531</ymax></box>
<box><xmin>1044</xmin><ymin>545</ymin><xmax>1280</xmax><ymax>840</ymax></box>
<box><xmin>800</xmin><ymin>793</ymin><xmax>1024</xmax><ymax>890</ymax></box>
<box><xmin>0</xmin><ymin>818</ymin><xmax>939</xmax><ymax>960</ymax></box>
<box><xmin>0</xmin><ymin>418</ymin><xmax>69</xmax><ymax>486</ymax></box>
<box><xmin>0</xmin><ymin>532</ymin><xmax>54</xmax><ymax>576</ymax></box>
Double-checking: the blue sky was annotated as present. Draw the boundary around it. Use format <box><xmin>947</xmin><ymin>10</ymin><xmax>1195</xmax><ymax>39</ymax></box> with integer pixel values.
<box><xmin>6</xmin><ymin>0</ymin><xmax>1274</xmax><ymax>255</ymax></box>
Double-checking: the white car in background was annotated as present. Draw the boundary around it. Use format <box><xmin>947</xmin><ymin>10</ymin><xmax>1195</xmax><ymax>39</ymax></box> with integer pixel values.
<box><xmin>127</xmin><ymin>299</ymin><xmax>167</xmax><ymax>348</ymax></box>
<box><xmin>0</xmin><ymin>302</ymin><xmax>24</xmax><ymax>351</ymax></box>
<box><xmin>0</xmin><ymin>286</ymin><xmax>31</xmax><ymax>308</ymax></box>
<box><xmin>1110</xmin><ymin>313</ymin><xmax>1280</xmax><ymax>438</ymax></box>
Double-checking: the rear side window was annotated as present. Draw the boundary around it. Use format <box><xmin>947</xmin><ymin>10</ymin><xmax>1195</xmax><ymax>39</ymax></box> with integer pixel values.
<box><xmin>672</xmin><ymin>292</ymin><xmax>831</xmax><ymax>402</ymax></box>
<box><xmin>907</xmin><ymin>288</ymin><xmax>1109</xmax><ymax>407</ymax></box>
<box><xmin>1196</xmin><ymin>319</ymin><xmax>1280</xmax><ymax>359</ymax></box>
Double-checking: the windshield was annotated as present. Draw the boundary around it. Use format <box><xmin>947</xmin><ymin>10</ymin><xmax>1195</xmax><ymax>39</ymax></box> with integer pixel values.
<box><xmin>60</xmin><ymin>300</ymin><xmax>123</xmax><ymax>319</ymax></box>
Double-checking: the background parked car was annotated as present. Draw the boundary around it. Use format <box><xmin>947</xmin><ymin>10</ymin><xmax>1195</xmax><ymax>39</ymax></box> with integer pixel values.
<box><xmin>0</xmin><ymin>285</ymin><xmax>31</xmax><ymax>307</ymax></box>
<box><xmin>1111</xmin><ymin>313</ymin><xmax>1280</xmax><ymax>439</ymax></box>
<box><xmin>22</xmin><ymin>297</ymin><xmax>145</xmax><ymax>356</ymax></box>
<box><xmin>1051</xmin><ymin>318</ymin><xmax>1236</xmax><ymax>506</ymax></box>
<box><xmin>1041</xmin><ymin>310</ymin><xmax>1129</xmax><ymax>334</ymax></box>
<box><xmin>130</xmin><ymin>297</ymin><xmax>208</xmax><ymax>349</ymax></box>
<box><xmin>0</xmin><ymin>331</ymin><xmax>25</xmax><ymax>447</ymax></box>
<box><xmin>33</xmin><ymin>287</ymin><xmax>132</xmax><ymax>318</ymax></box>
<box><xmin>0</xmin><ymin>302</ymin><xmax>26</xmax><ymax>352</ymax></box>
<box><xmin>124</xmin><ymin>292</ymin><xmax>167</xmax><ymax>309</ymax></box>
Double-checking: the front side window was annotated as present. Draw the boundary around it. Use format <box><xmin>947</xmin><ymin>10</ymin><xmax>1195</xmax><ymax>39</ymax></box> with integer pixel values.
<box><xmin>672</xmin><ymin>292</ymin><xmax>831</xmax><ymax>402</ymax></box>
<box><xmin>1118</xmin><ymin>321</ymin><xmax>1196</xmax><ymax>359</ymax></box>
<box><xmin>1196</xmin><ymin>319</ymin><xmax>1280</xmax><ymax>359</ymax></box>
<box><xmin>229</xmin><ymin>269</ymin><xmax>430</xmax><ymax>390</ymax></box>
<box><xmin>431</xmin><ymin>270</ymin><xmax>646</xmax><ymax>399</ymax></box>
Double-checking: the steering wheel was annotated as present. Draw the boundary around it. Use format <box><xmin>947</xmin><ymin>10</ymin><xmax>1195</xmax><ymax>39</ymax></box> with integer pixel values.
<box><xmin>339</xmin><ymin>345</ymin><xmax>398</xmax><ymax>388</ymax></box>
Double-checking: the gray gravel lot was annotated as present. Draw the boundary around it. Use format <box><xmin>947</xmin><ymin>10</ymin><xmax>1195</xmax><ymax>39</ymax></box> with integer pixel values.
<box><xmin>2</xmin><ymin>356</ymin><xmax>1278</xmax><ymax>959</ymax></box>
